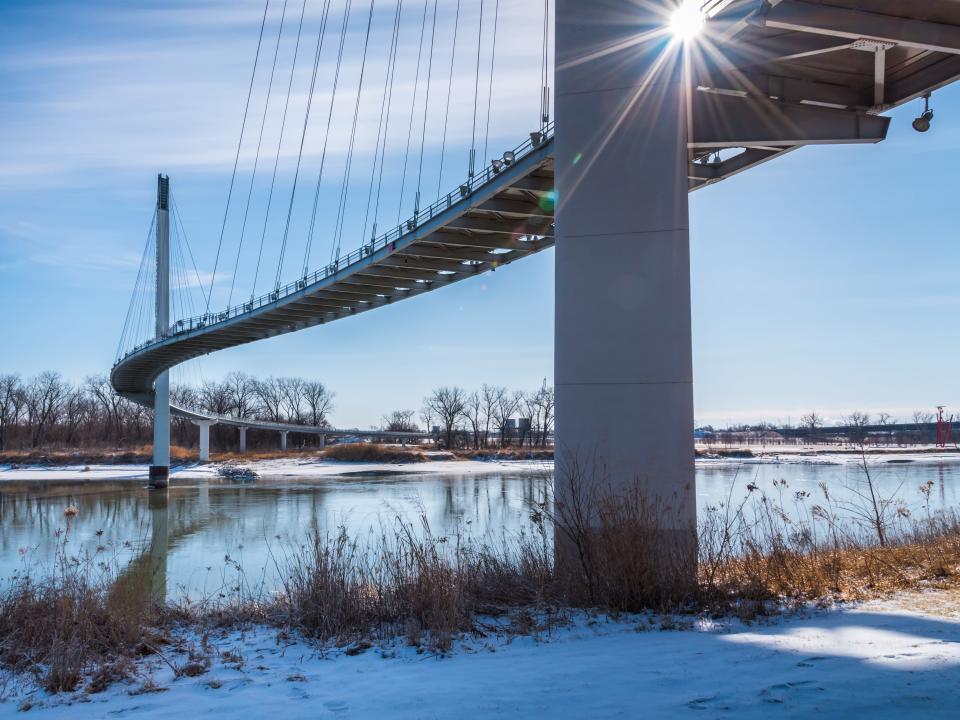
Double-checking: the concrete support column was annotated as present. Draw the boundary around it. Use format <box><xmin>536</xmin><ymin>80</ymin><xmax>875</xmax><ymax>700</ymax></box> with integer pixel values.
<box><xmin>318</xmin><ymin>434</ymin><xmax>326</xmax><ymax>450</ymax></box>
<box><xmin>280</xmin><ymin>431</ymin><xmax>288</xmax><ymax>451</ymax></box>
<box><xmin>554</xmin><ymin>1</ymin><xmax>696</xmax><ymax>571</ymax></box>
<box><xmin>150</xmin><ymin>174</ymin><xmax>171</xmax><ymax>490</ymax></box>
<box><xmin>239</xmin><ymin>427</ymin><xmax>247</xmax><ymax>453</ymax></box>
<box><xmin>194</xmin><ymin>421</ymin><xmax>215</xmax><ymax>463</ymax></box>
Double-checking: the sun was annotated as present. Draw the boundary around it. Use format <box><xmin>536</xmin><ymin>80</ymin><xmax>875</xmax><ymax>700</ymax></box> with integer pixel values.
<box><xmin>670</xmin><ymin>0</ymin><xmax>704</xmax><ymax>41</ymax></box>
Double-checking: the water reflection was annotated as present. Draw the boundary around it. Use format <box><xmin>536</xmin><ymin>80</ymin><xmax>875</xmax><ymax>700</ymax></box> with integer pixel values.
<box><xmin>1</xmin><ymin>461</ymin><xmax>957</xmax><ymax>599</ymax></box>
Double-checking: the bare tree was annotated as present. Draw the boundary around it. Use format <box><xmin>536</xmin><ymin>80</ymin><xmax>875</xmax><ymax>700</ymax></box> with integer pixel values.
<box><xmin>199</xmin><ymin>379</ymin><xmax>233</xmax><ymax>416</ymax></box>
<box><xmin>913</xmin><ymin>410</ymin><xmax>935</xmax><ymax>425</ymax></box>
<box><xmin>304</xmin><ymin>381</ymin><xmax>335</xmax><ymax>427</ymax></box>
<box><xmin>0</xmin><ymin>374</ymin><xmax>25</xmax><ymax>451</ymax></box>
<box><xmin>528</xmin><ymin>381</ymin><xmax>554</xmax><ymax>447</ymax></box>
<box><xmin>25</xmin><ymin>372</ymin><xmax>69</xmax><ymax>447</ymax></box>
<box><xmin>253</xmin><ymin>377</ymin><xmax>285</xmax><ymax>423</ymax></box>
<box><xmin>845</xmin><ymin>411</ymin><xmax>870</xmax><ymax>445</ymax></box>
<box><xmin>382</xmin><ymin>409</ymin><xmax>418</xmax><ymax>433</ymax></box>
<box><xmin>480</xmin><ymin>384</ymin><xmax>504</xmax><ymax>448</ymax></box>
<box><xmin>493</xmin><ymin>390</ymin><xmax>523</xmax><ymax>447</ymax></box>
<box><xmin>424</xmin><ymin>386</ymin><xmax>467</xmax><ymax>448</ymax></box>
<box><xmin>280</xmin><ymin>377</ymin><xmax>307</xmax><ymax>424</ymax></box>
<box><xmin>86</xmin><ymin>374</ymin><xmax>125</xmax><ymax>442</ymax></box>
<box><xmin>462</xmin><ymin>392</ymin><xmax>484</xmax><ymax>449</ymax></box>
<box><xmin>420</xmin><ymin>406</ymin><xmax>436</xmax><ymax>439</ymax></box>
<box><xmin>61</xmin><ymin>389</ymin><xmax>91</xmax><ymax>445</ymax></box>
<box><xmin>799</xmin><ymin>411</ymin><xmax>824</xmax><ymax>431</ymax></box>
<box><xmin>224</xmin><ymin>371</ymin><xmax>256</xmax><ymax>419</ymax></box>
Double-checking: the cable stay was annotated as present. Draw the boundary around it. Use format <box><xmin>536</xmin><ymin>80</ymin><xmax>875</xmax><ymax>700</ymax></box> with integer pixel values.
<box><xmin>541</xmin><ymin>0</ymin><xmax>551</xmax><ymax>129</ymax></box>
<box><xmin>275</xmin><ymin>0</ymin><xmax>336</xmax><ymax>288</ymax></box>
<box><xmin>396</xmin><ymin>0</ymin><xmax>431</xmax><ymax>226</ymax></box>
<box><xmin>225</xmin><ymin>0</ymin><xmax>294</xmax><ymax>310</ymax></box>
<box><xmin>435</xmin><ymin>0</ymin><xmax>460</xmax><ymax>198</ymax></box>
<box><xmin>303</xmin><ymin>0</ymin><xmax>354</xmax><ymax>277</ymax></box>
<box><xmin>468</xmin><ymin>0</ymin><xmax>485</xmax><ymax>178</ymax></box>
<box><xmin>116</xmin><ymin>211</ymin><xmax>156</xmax><ymax>361</ymax></box>
<box><xmin>481</xmin><ymin>0</ymin><xmax>500</xmax><ymax>168</ymax></box>
<box><xmin>362</xmin><ymin>0</ymin><xmax>405</xmax><ymax>245</ymax></box>
<box><xmin>250</xmin><ymin>0</ymin><xmax>308</xmax><ymax>299</ymax></box>
<box><xmin>330</xmin><ymin>0</ymin><xmax>378</xmax><ymax>265</ymax></box>
<box><xmin>414</xmin><ymin>0</ymin><xmax>439</xmax><ymax>219</ymax></box>
<box><xmin>205</xmin><ymin>0</ymin><xmax>272</xmax><ymax>315</ymax></box>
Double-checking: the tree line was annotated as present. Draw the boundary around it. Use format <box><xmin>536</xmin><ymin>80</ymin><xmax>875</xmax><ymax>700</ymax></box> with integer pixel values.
<box><xmin>699</xmin><ymin>409</ymin><xmax>952</xmax><ymax>446</ymax></box>
<box><xmin>0</xmin><ymin>371</ymin><xmax>334</xmax><ymax>452</ymax></box>
<box><xmin>383</xmin><ymin>383</ymin><xmax>555</xmax><ymax>449</ymax></box>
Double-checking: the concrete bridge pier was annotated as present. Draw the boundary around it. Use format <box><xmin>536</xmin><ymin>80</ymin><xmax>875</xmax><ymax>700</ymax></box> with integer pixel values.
<box><xmin>318</xmin><ymin>434</ymin><xmax>325</xmax><ymax>450</ymax></box>
<box><xmin>554</xmin><ymin>0</ymin><xmax>696</xmax><ymax>584</ymax></box>
<box><xmin>280</xmin><ymin>431</ymin><xmax>288</xmax><ymax>451</ymax></box>
<box><xmin>149</xmin><ymin>174</ymin><xmax>171</xmax><ymax>490</ymax></box>
<box><xmin>239</xmin><ymin>427</ymin><xmax>247</xmax><ymax>453</ymax></box>
<box><xmin>193</xmin><ymin>420</ymin><xmax>216</xmax><ymax>462</ymax></box>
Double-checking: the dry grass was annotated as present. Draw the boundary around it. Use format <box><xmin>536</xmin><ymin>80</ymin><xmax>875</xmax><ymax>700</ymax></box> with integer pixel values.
<box><xmin>0</xmin><ymin>540</ymin><xmax>165</xmax><ymax>693</ymax></box>
<box><xmin>270</xmin><ymin>516</ymin><xmax>554</xmax><ymax>651</ymax></box>
<box><xmin>4</xmin><ymin>463</ymin><xmax>960</xmax><ymax>694</ymax></box>
<box><xmin>322</xmin><ymin>443</ymin><xmax>428</xmax><ymax>463</ymax></box>
<box><xmin>211</xmin><ymin>448</ymin><xmax>321</xmax><ymax>462</ymax></box>
<box><xmin>0</xmin><ymin>445</ymin><xmax>198</xmax><ymax>466</ymax></box>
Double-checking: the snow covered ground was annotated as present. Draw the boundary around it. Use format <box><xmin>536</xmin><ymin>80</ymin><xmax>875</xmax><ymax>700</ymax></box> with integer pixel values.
<box><xmin>2</xmin><ymin>591</ymin><xmax>959</xmax><ymax>718</ymax></box>
<box><xmin>0</xmin><ymin>458</ymin><xmax>552</xmax><ymax>483</ymax></box>
<box><xmin>2</xmin><ymin>449</ymin><xmax>958</xmax><ymax>484</ymax></box>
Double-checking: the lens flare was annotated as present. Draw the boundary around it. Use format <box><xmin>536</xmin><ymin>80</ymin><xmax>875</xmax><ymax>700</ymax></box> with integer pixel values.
<box><xmin>670</xmin><ymin>0</ymin><xmax>704</xmax><ymax>41</ymax></box>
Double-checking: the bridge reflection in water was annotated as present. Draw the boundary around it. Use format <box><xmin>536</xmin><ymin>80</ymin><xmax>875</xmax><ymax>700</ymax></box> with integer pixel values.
<box><xmin>3</xmin><ymin>461</ymin><xmax>958</xmax><ymax>600</ymax></box>
<box><xmin>0</xmin><ymin>474</ymin><xmax>551</xmax><ymax>600</ymax></box>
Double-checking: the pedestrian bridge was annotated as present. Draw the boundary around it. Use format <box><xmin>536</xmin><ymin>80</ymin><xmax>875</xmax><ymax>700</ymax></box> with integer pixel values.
<box><xmin>111</xmin><ymin>1</ymin><xmax>960</xmax><ymax>482</ymax></box>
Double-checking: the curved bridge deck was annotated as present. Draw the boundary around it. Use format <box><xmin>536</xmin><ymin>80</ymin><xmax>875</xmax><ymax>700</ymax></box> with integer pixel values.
<box><xmin>113</xmin><ymin>128</ymin><xmax>558</xmax><ymax>406</ymax></box>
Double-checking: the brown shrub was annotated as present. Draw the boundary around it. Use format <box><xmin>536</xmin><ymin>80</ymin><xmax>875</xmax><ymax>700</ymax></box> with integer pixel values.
<box><xmin>322</xmin><ymin>443</ymin><xmax>427</xmax><ymax>463</ymax></box>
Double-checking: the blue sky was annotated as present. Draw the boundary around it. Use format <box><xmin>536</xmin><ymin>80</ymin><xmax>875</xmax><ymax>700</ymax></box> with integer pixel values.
<box><xmin>1</xmin><ymin>0</ymin><xmax>957</xmax><ymax>429</ymax></box>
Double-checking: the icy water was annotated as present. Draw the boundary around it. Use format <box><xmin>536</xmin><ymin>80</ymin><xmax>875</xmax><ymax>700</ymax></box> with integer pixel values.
<box><xmin>1</xmin><ymin>460</ymin><xmax>958</xmax><ymax>599</ymax></box>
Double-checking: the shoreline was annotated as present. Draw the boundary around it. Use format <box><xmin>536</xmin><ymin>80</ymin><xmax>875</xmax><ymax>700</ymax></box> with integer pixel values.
<box><xmin>2</xmin><ymin>448</ymin><xmax>960</xmax><ymax>483</ymax></box>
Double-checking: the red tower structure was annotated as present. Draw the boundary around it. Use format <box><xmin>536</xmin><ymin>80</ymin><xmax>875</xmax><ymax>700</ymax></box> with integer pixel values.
<box><xmin>936</xmin><ymin>407</ymin><xmax>953</xmax><ymax>448</ymax></box>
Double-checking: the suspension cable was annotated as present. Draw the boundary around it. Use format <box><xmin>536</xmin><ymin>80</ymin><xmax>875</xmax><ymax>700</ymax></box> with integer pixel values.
<box><xmin>330</xmin><ymin>0</ymin><xmax>377</xmax><ymax>263</ymax></box>
<box><xmin>172</xmin><ymin>198</ymin><xmax>209</xmax><ymax>310</ymax></box>
<box><xmin>436</xmin><ymin>0</ymin><xmax>460</xmax><ymax>198</ymax></box>
<box><xmin>117</xmin><ymin>211</ymin><xmax>156</xmax><ymax>359</ymax></box>
<box><xmin>362</xmin><ymin>0</ymin><xmax>404</xmax><ymax>243</ymax></box>
<box><xmin>250</xmin><ymin>0</ymin><xmax>307</xmax><ymax>297</ymax></box>
<box><xmin>225</xmin><ymin>0</ymin><xmax>292</xmax><ymax>310</ymax></box>
<box><xmin>468</xmin><ymin>0</ymin><xmax>485</xmax><ymax>178</ymax></box>
<box><xmin>250</xmin><ymin>0</ymin><xmax>300</xmax><ymax>299</ymax></box>
<box><xmin>303</xmin><ymin>0</ymin><xmax>354</xmax><ymax>275</ymax></box>
<box><xmin>540</xmin><ymin>0</ymin><xmax>550</xmax><ymax>128</ymax></box>
<box><xmin>414</xmin><ymin>0</ymin><xmax>438</xmax><ymax>217</ymax></box>
<box><xmin>275</xmin><ymin>0</ymin><xmax>335</xmax><ymax>288</ymax></box>
<box><xmin>481</xmin><ymin>0</ymin><xmax>500</xmax><ymax>166</ymax></box>
<box><xmin>396</xmin><ymin>0</ymin><xmax>430</xmax><ymax>225</ymax></box>
<box><xmin>205</xmin><ymin>0</ymin><xmax>271</xmax><ymax>315</ymax></box>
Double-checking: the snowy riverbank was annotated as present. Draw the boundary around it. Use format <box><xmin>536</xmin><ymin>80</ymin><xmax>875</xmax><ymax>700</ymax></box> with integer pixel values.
<box><xmin>2</xmin><ymin>449</ymin><xmax>959</xmax><ymax>484</ymax></box>
<box><xmin>0</xmin><ymin>457</ymin><xmax>552</xmax><ymax>483</ymax></box>
<box><xmin>2</xmin><ymin>590</ymin><xmax>959</xmax><ymax>718</ymax></box>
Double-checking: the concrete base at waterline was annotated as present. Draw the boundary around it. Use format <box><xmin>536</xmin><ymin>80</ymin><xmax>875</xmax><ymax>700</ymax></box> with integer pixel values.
<box><xmin>148</xmin><ymin>464</ymin><xmax>169</xmax><ymax>489</ymax></box>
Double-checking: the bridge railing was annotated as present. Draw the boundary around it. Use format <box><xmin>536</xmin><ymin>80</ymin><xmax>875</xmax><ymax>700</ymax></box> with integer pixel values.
<box><xmin>117</xmin><ymin>124</ymin><xmax>555</xmax><ymax>363</ymax></box>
